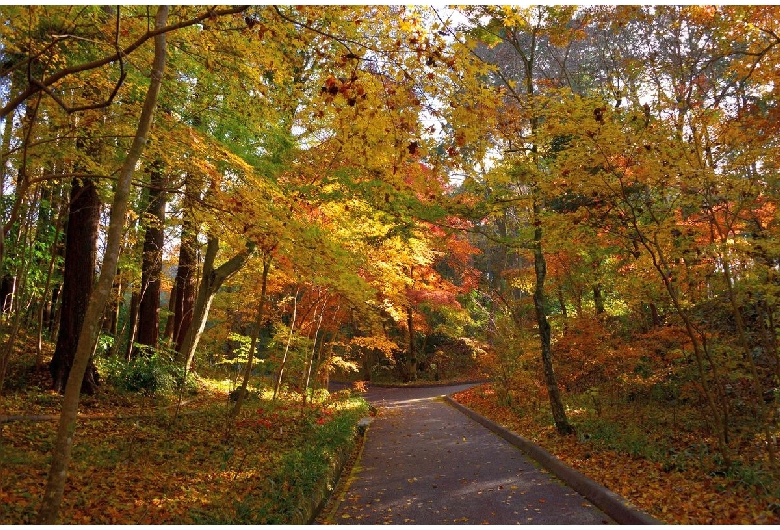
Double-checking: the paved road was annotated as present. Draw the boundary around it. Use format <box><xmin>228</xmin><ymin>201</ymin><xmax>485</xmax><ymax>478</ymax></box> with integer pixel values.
<box><xmin>329</xmin><ymin>384</ymin><xmax>612</xmax><ymax>525</ymax></box>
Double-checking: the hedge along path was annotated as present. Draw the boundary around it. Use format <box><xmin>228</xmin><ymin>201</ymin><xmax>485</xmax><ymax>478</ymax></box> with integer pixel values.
<box><xmin>326</xmin><ymin>384</ymin><xmax>614</xmax><ymax>525</ymax></box>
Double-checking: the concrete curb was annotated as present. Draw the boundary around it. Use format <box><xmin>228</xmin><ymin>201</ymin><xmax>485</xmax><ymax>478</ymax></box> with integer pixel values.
<box><xmin>445</xmin><ymin>396</ymin><xmax>662</xmax><ymax>525</ymax></box>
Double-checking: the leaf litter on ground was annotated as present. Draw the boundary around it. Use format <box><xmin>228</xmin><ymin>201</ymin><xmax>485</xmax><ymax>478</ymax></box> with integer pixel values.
<box><xmin>452</xmin><ymin>383</ymin><xmax>780</xmax><ymax>525</ymax></box>
<box><xmin>1</xmin><ymin>383</ymin><xmax>368</xmax><ymax>524</ymax></box>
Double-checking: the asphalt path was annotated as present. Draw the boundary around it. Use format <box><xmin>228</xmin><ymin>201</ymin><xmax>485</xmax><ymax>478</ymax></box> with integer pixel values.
<box><xmin>328</xmin><ymin>384</ymin><xmax>613</xmax><ymax>525</ymax></box>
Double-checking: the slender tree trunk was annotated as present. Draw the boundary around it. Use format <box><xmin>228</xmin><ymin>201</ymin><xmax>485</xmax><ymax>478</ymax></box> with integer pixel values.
<box><xmin>36</xmin><ymin>203</ymin><xmax>65</xmax><ymax>368</ymax></box>
<box><xmin>230</xmin><ymin>254</ymin><xmax>271</xmax><ymax>418</ymax></box>
<box><xmin>639</xmin><ymin>232</ymin><xmax>732</xmax><ymax>467</ymax></box>
<box><xmin>302</xmin><ymin>298</ymin><xmax>326</xmax><ymax>405</ymax></box>
<box><xmin>557</xmin><ymin>284</ymin><xmax>568</xmax><ymax>321</ymax></box>
<box><xmin>406</xmin><ymin>304</ymin><xmax>417</xmax><ymax>382</ymax></box>
<box><xmin>719</xmin><ymin>245</ymin><xmax>776</xmax><ymax>469</ymax></box>
<box><xmin>162</xmin><ymin>283</ymin><xmax>177</xmax><ymax>343</ymax></box>
<box><xmin>173</xmin><ymin>179</ymin><xmax>198</xmax><ymax>351</ymax></box>
<box><xmin>179</xmin><ymin>235</ymin><xmax>253</xmax><ymax>373</ymax></box>
<box><xmin>274</xmin><ymin>288</ymin><xmax>299</xmax><ymax>400</ymax></box>
<box><xmin>532</xmin><ymin>198</ymin><xmax>573</xmax><ymax>435</ymax></box>
<box><xmin>135</xmin><ymin>161</ymin><xmax>166</xmax><ymax>352</ymax></box>
<box><xmin>102</xmin><ymin>268</ymin><xmax>121</xmax><ymax>336</ymax></box>
<box><xmin>35</xmin><ymin>8</ymin><xmax>169</xmax><ymax>522</ymax></box>
<box><xmin>124</xmin><ymin>290</ymin><xmax>140</xmax><ymax>361</ymax></box>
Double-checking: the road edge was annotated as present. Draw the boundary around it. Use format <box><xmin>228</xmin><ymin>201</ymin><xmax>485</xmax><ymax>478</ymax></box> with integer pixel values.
<box><xmin>444</xmin><ymin>395</ymin><xmax>662</xmax><ymax>525</ymax></box>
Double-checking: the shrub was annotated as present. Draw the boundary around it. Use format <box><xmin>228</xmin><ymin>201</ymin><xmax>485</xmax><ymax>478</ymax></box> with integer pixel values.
<box><xmin>99</xmin><ymin>350</ymin><xmax>193</xmax><ymax>396</ymax></box>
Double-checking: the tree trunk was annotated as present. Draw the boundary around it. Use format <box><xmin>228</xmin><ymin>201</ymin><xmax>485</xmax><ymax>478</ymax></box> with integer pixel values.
<box><xmin>102</xmin><ymin>268</ymin><xmax>121</xmax><ymax>336</ymax></box>
<box><xmin>179</xmin><ymin>235</ymin><xmax>254</xmax><ymax>373</ymax></box>
<box><xmin>593</xmin><ymin>283</ymin><xmax>605</xmax><ymax>315</ymax></box>
<box><xmin>532</xmin><ymin>199</ymin><xmax>573</xmax><ymax>435</ymax></box>
<box><xmin>406</xmin><ymin>303</ymin><xmax>417</xmax><ymax>382</ymax></box>
<box><xmin>124</xmin><ymin>290</ymin><xmax>140</xmax><ymax>361</ymax></box>
<box><xmin>302</xmin><ymin>298</ymin><xmax>326</xmax><ymax>405</ymax></box>
<box><xmin>274</xmin><ymin>287</ymin><xmax>299</xmax><ymax>400</ymax></box>
<box><xmin>35</xmin><ymin>8</ymin><xmax>169</xmax><ymax>522</ymax></box>
<box><xmin>49</xmin><ymin>177</ymin><xmax>101</xmax><ymax>395</ymax></box>
<box><xmin>135</xmin><ymin>161</ymin><xmax>166</xmax><ymax>352</ymax></box>
<box><xmin>173</xmin><ymin>179</ymin><xmax>198</xmax><ymax>351</ymax></box>
<box><xmin>162</xmin><ymin>283</ymin><xmax>177</xmax><ymax>343</ymax></box>
<box><xmin>230</xmin><ymin>255</ymin><xmax>271</xmax><ymax>418</ymax></box>
<box><xmin>36</xmin><ymin>204</ymin><xmax>65</xmax><ymax>368</ymax></box>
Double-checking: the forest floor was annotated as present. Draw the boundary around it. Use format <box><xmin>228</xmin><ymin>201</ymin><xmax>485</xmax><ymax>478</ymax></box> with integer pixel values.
<box><xmin>453</xmin><ymin>383</ymin><xmax>780</xmax><ymax>525</ymax></box>
<box><xmin>0</xmin><ymin>368</ymin><xmax>368</xmax><ymax>524</ymax></box>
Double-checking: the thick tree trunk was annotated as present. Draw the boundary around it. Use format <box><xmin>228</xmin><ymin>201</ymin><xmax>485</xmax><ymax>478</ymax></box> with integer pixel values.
<box><xmin>35</xmin><ymin>8</ymin><xmax>169</xmax><ymax>522</ymax></box>
<box><xmin>49</xmin><ymin>178</ymin><xmax>101</xmax><ymax>395</ymax></box>
<box><xmin>135</xmin><ymin>162</ymin><xmax>166</xmax><ymax>352</ymax></box>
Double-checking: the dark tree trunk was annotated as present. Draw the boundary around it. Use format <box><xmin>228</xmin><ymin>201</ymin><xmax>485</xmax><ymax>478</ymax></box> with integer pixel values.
<box><xmin>102</xmin><ymin>270</ymin><xmax>121</xmax><ymax>336</ymax></box>
<box><xmin>649</xmin><ymin>302</ymin><xmax>660</xmax><ymax>328</ymax></box>
<box><xmin>162</xmin><ymin>283</ymin><xmax>177</xmax><ymax>343</ymax></box>
<box><xmin>532</xmin><ymin>200</ymin><xmax>572</xmax><ymax>435</ymax></box>
<box><xmin>49</xmin><ymin>178</ymin><xmax>101</xmax><ymax>395</ymax></box>
<box><xmin>173</xmin><ymin>180</ymin><xmax>198</xmax><ymax>352</ymax></box>
<box><xmin>135</xmin><ymin>162</ymin><xmax>166</xmax><ymax>352</ymax></box>
<box><xmin>0</xmin><ymin>274</ymin><xmax>15</xmax><ymax>313</ymax></box>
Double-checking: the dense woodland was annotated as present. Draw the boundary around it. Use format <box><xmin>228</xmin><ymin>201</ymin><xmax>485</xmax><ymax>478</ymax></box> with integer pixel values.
<box><xmin>1</xmin><ymin>5</ymin><xmax>779</xmax><ymax>523</ymax></box>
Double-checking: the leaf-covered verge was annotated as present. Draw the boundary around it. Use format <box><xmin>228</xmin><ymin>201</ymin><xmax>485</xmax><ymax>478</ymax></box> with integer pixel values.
<box><xmin>0</xmin><ymin>368</ymin><xmax>369</xmax><ymax>524</ymax></box>
<box><xmin>453</xmin><ymin>381</ymin><xmax>780</xmax><ymax>525</ymax></box>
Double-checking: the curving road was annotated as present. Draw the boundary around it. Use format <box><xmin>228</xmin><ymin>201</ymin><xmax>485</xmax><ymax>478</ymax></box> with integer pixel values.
<box><xmin>327</xmin><ymin>384</ymin><xmax>613</xmax><ymax>525</ymax></box>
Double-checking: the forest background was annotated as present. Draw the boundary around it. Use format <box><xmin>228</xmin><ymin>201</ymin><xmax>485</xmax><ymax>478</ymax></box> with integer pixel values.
<box><xmin>0</xmin><ymin>5</ymin><xmax>779</xmax><ymax>524</ymax></box>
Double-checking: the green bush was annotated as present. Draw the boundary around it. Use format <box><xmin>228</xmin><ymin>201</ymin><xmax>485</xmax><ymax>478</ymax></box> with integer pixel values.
<box><xmin>99</xmin><ymin>350</ymin><xmax>193</xmax><ymax>396</ymax></box>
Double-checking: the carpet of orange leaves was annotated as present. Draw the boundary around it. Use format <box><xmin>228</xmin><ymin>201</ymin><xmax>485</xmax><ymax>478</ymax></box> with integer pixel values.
<box><xmin>453</xmin><ymin>384</ymin><xmax>780</xmax><ymax>525</ymax></box>
<box><xmin>0</xmin><ymin>383</ymin><xmax>360</xmax><ymax>524</ymax></box>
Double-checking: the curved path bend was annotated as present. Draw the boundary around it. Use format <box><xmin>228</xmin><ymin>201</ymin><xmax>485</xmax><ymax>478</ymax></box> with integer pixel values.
<box><xmin>326</xmin><ymin>384</ymin><xmax>614</xmax><ymax>525</ymax></box>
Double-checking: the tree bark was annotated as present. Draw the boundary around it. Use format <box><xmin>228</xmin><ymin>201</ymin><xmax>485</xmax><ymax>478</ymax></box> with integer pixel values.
<box><xmin>35</xmin><ymin>7</ymin><xmax>169</xmax><ymax>523</ymax></box>
<box><xmin>179</xmin><ymin>235</ymin><xmax>254</xmax><ymax>373</ymax></box>
<box><xmin>274</xmin><ymin>287</ymin><xmax>299</xmax><ymax>400</ymax></box>
<box><xmin>302</xmin><ymin>297</ymin><xmax>326</xmax><ymax>405</ymax></box>
<box><xmin>173</xmin><ymin>178</ymin><xmax>199</xmax><ymax>351</ymax></box>
<box><xmin>49</xmin><ymin>178</ymin><xmax>101</xmax><ymax>394</ymax></box>
<box><xmin>135</xmin><ymin>161</ymin><xmax>166</xmax><ymax>352</ymax></box>
<box><xmin>230</xmin><ymin>254</ymin><xmax>271</xmax><ymax>418</ymax></box>
<box><xmin>533</xmin><ymin>199</ymin><xmax>573</xmax><ymax>435</ymax></box>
